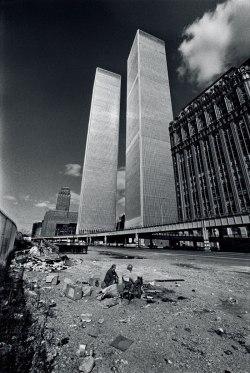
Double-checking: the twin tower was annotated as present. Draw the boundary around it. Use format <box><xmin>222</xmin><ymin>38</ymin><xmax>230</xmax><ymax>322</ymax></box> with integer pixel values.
<box><xmin>77</xmin><ymin>30</ymin><xmax>177</xmax><ymax>234</ymax></box>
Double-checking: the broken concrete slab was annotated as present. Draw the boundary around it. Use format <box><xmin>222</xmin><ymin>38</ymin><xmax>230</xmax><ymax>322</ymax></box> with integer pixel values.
<box><xmin>79</xmin><ymin>356</ymin><xmax>95</xmax><ymax>373</ymax></box>
<box><xmin>63</xmin><ymin>278</ymin><xmax>74</xmax><ymax>293</ymax></box>
<box><xmin>65</xmin><ymin>284</ymin><xmax>82</xmax><ymax>300</ymax></box>
<box><xmin>110</xmin><ymin>334</ymin><xmax>134</xmax><ymax>352</ymax></box>
<box><xmin>46</xmin><ymin>274</ymin><xmax>59</xmax><ymax>285</ymax></box>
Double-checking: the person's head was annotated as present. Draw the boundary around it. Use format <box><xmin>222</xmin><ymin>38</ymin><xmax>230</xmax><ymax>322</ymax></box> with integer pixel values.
<box><xmin>111</xmin><ymin>264</ymin><xmax>116</xmax><ymax>272</ymax></box>
<box><xmin>127</xmin><ymin>264</ymin><xmax>133</xmax><ymax>272</ymax></box>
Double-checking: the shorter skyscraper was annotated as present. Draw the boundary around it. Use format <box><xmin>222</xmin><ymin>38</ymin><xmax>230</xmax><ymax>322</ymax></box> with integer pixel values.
<box><xmin>56</xmin><ymin>187</ymin><xmax>71</xmax><ymax>211</ymax></box>
<box><xmin>40</xmin><ymin>187</ymin><xmax>78</xmax><ymax>236</ymax></box>
<box><xmin>169</xmin><ymin>59</ymin><xmax>250</xmax><ymax>222</ymax></box>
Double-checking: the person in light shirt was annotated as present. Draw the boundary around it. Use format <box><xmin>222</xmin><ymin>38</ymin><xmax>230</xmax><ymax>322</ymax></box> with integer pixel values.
<box><xmin>123</xmin><ymin>264</ymin><xmax>139</xmax><ymax>284</ymax></box>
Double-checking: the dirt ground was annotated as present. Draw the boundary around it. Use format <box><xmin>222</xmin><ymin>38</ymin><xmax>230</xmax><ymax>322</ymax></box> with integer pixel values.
<box><xmin>23</xmin><ymin>246</ymin><xmax>250</xmax><ymax>373</ymax></box>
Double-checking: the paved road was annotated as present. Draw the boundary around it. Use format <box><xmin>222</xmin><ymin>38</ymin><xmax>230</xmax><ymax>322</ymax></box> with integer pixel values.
<box><xmin>90</xmin><ymin>245</ymin><xmax>250</xmax><ymax>270</ymax></box>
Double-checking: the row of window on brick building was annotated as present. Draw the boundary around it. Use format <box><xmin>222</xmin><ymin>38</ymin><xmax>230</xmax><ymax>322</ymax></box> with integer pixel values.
<box><xmin>171</xmin><ymin>84</ymin><xmax>246</xmax><ymax>146</ymax></box>
<box><xmin>172</xmin><ymin>118</ymin><xmax>250</xmax><ymax>222</ymax></box>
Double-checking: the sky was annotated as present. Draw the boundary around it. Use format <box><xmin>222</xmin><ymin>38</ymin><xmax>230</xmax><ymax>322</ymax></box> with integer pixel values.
<box><xmin>0</xmin><ymin>0</ymin><xmax>249</xmax><ymax>232</ymax></box>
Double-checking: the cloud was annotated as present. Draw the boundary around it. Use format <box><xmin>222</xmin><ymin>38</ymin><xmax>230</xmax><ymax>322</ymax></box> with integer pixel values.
<box><xmin>35</xmin><ymin>201</ymin><xmax>55</xmax><ymax>209</ymax></box>
<box><xmin>178</xmin><ymin>0</ymin><xmax>250</xmax><ymax>86</ymax></box>
<box><xmin>21</xmin><ymin>194</ymin><xmax>34</xmax><ymax>202</ymax></box>
<box><xmin>4</xmin><ymin>195</ymin><xmax>16</xmax><ymax>201</ymax></box>
<box><xmin>70</xmin><ymin>191</ymin><xmax>80</xmax><ymax>205</ymax></box>
<box><xmin>4</xmin><ymin>195</ymin><xmax>18</xmax><ymax>205</ymax></box>
<box><xmin>63</xmin><ymin>163</ymin><xmax>82</xmax><ymax>177</ymax></box>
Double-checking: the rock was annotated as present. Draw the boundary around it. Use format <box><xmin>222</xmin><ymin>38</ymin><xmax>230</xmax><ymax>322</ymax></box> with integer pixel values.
<box><xmin>46</xmin><ymin>274</ymin><xmax>59</xmax><ymax>285</ymax></box>
<box><xmin>216</xmin><ymin>328</ymin><xmax>224</xmax><ymax>336</ymax></box>
<box><xmin>244</xmin><ymin>334</ymin><xmax>250</xmax><ymax>353</ymax></box>
<box><xmin>184</xmin><ymin>327</ymin><xmax>191</xmax><ymax>333</ymax></box>
<box><xmin>79</xmin><ymin>356</ymin><xmax>95</xmax><ymax>372</ymax></box>
<box><xmin>215</xmin><ymin>316</ymin><xmax>221</xmax><ymax>321</ymax></box>
<box><xmin>102</xmin><ymin>298</ymin><xmax>119</xmax><ymax>308</ymax></box>
<box><xmin>175</xmin><ymin>284</ymin><xmax>181</xmax><ymax>287</ymax></box>
<box><xmin>192</xmin><ymin>289</ymin><xmax>196</xmax><ymax>292</ymax></box>
<box><xmin>98</xmin><ymin>318</ymin><xmax>104</xmax><ymax>324</ymax></box>
<box><xmin>76</xmin><ymin>344</ymin><xmax>87</xmax><ymax>357</ymax></box>
<box><xmin>0</xmin><ymin>343</ymin><xmax>12</xmax><ymax>357</ymax></box>
<box><xmin>63</xmin><ymin>278</ymin><xmax>74</xmax><ymax>293</ymax></box>
<box><xmin>164</xmin><ymin>358</ymin><xmax>173</xmax><ymax>364</ymax></box>
<box><xmin>224</xmin><ymin>350</ymin><xmax>232</xmax><ymax>355</ymax></box>
<box><xmin>82</xmin><ymin>287</ymin><xmax>93</xmax><ymax>297</ymax></box>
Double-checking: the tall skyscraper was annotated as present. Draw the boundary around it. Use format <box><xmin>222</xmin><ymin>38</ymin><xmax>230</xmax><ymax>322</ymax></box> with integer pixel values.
<box><xmin>56</xmin><ymin>187</ymin><xmax>71</xmax><ymax>211</ymax></box>
<box><xmin>169</xmin><ymin>59</ymin><xmax>250</xmax><ymax>222</ymax></box>
<box><xmin>125</xmin><ymin>30</ymin><xmax>177</xmax><ymax>228</ymax></box>
<box><xmin>77</xmin><ymin>68</ymin><xmax>121</xmax><ymax>233</ymax></box>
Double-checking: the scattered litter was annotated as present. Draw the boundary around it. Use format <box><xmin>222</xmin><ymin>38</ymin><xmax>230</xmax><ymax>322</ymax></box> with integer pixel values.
<box><xmin>110</xmin><ymin>334</ymin><xmax>134</xmax><ymax>351</ymax></box>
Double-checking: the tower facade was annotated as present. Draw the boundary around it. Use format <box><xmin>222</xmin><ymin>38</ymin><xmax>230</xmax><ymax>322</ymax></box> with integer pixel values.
<box><xmin>169</xmin><ymin>59</ymin><xmax>250</xmax><ymax>222</ymax></box>
<box><xmin>125</xmin><ymin>30</ymin><xmax>177</xmax><ymax>228</ymax></box>
<box><xmin>56</xmin><ymin>187</ymin><xmax>71</xmax><ymax>211</ymax></box>
<box><xmin>77</xmin><ymin>68</ymin><xmax>121</xmax><ymax>233</ymax></box>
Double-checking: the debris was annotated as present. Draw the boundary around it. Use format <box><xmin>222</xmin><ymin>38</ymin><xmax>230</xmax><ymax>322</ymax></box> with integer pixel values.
<box><xmin>65</xmin><ymin>284</ymin><xmax>82</xmax><ymax>300</ymax></box>
<box><xmin>110</xmin><ymin>334</ymin><xmax>134</xmax><ymax>351</ymax></box>
<box><xmin>102</xmin><ymin>298</ymin><xmax>119</xmax><ymax>308</ymax></box>
<box><xmin>216</xmin><ymin>328</ymin><xmax>224</xmax><ymax>336</ymax></box>
<box><xmin>49</xmin><ymin>300</ymin><xmax>57</xmax><ymax>307</ymax></box>
<box><xmin>46</xmin><ymin>274</ymin><xmax>59</xmax><ymax>285</ymax></box>
<box><xmin>88</xmin><ymin>330</ymin><xmax>99</xmax><ymax>338</ymax></box>
<box><xmin>63</xmin><ymin>278</ymin><xmax>74</xmax><ymax>293</ymax></box>
<box><xmin>81</xmin><ymin>313</ymin><xmax>92</xmax><ymax>318</ymax></box>
<box><xmin>82</xmin><ymin>286</ymin><xmax>93</xmax><ymax>297</ymax></box>
<box><xmin>76</xmin><ymin>344</ymin><xmax>87</xmax><ymax>357</ymax></box>
<box><xmin>224</xmin><ymin>350</ymin><xmax>232</xmax><ymax>355</ymax></box>
<box><xmin>64</xmin><ymin>258</ymin><xmax>74</xmax><ymax>266</ymax></box>
<box><xmin>119</xmin><ymin>319</ymin><xmax>127</xmax><ymax>323</ymax></box>
<box><xmin>58</xmin><ymin>337</ymin><xmax>69</xmax><ymax>346</ymax></box>
<box><xmin>88</xmin><ymin>277</ymin><xmax>100</xmax><ymax>287</ymax></box>
<box><xmin>155</xmin><ymin>279</ymin><xmax>184</xmax><ymax>282</ymax></box>
<box><xmin>192</xmin><ymin>289</ymin><xmax>196</xmax><ymax>292</ymax></box>
<box><xmin>79</xmin><ymin>356</ymin><xmax>95</xmax><ymax>372</ymax></box>
<box><xmin>161</xmin><ymin>297</ymin><xmax>174</xmax><ymax>303</ymax></box>
<box><xmin>177</xmin><ymin>296</ymin><xmax>188</xmax><ymax>300</ymax></box>
<box><xmin>164</xmin><ymin>358</ymin><xmax>173</xmax><ymax>365</ymax></box>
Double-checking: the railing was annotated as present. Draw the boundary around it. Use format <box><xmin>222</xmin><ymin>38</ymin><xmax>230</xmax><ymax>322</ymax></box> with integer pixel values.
<box><xmin>0</xmin><ymin>209</ymin><xmax>17</xmax><ymax>265</ymax></box>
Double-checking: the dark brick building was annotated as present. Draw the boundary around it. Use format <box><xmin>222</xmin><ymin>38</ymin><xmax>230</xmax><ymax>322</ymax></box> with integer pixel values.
<box><xmin>169</xmin><ymin>59</ymin><xmax>250</xmax><ymax>225</ymax></box>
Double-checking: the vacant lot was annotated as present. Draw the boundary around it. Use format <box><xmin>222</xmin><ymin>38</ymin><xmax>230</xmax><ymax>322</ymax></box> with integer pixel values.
<box><xmin>23</xmin><ymin>247</ymin><xmax>250</xmax><ymax>373</ymax></box>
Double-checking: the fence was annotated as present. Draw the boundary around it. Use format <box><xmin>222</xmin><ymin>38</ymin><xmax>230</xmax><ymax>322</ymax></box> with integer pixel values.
<box><xmin>0</xmin><ymin>209</ymin><xmax>17</xmax><ymax>264</ymax></box>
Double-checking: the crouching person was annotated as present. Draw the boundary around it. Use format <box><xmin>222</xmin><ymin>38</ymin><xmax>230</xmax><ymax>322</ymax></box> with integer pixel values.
<box><xmin>98</xmin><ymin>264</ymin><xmax>119</xmax><ymax>300</ymax></box>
